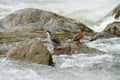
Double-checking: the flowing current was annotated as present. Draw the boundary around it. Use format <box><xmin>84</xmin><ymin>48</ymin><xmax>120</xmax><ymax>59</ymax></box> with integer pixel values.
<box><xmin>0</xmin><ymin>0</ymin><xmax>120</xmax><ymax>80</ymax></box>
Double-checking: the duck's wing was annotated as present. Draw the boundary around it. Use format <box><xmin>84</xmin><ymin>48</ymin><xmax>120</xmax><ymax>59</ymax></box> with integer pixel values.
<box><xmin>51</xmin><ymin>38</ymin><xmax>61</xmax><ymax>44</ymax></box>
<box><xmin>73</xmin><ymin>33</ymin><xmax>81</xmax><ymax>41</ymax></box>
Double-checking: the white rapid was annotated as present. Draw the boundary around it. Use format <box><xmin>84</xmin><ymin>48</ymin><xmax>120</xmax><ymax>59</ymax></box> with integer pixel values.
<box><xmin>0</xmin><ymin>0</ymin><xmax>120</xmax><ymax>80</ymax></box>
<box><xmin>0</xmin><ymin>60</ymin><xmax>51</xmax><ymax>80</ymax></box>
<box><xmin>90</xmin><ymin>16</ymin><xmax>120</xmax><ymax>32</ymax></box>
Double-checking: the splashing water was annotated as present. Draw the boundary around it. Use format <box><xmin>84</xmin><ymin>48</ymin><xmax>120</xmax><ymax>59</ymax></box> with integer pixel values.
<box><xmin>90</xmin><ymin>16</ymin><xmax>120</xmax><ymax>32</ymax></box>
<box><xmin>60</xmin><ymin>54</ymin><xmax>113</xmax><ymax>68</ymax></box>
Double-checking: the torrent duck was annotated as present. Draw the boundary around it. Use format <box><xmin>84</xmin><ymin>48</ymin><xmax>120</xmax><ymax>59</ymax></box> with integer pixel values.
<box><xmin>45</xmin><ymin>31</ymin><xmax>61</xmax><ymax>51</ymax></box>
<box><xmin>73</xmin><ymin>28</ymin><xmax>85</xmax><ymax>44</ymax></box>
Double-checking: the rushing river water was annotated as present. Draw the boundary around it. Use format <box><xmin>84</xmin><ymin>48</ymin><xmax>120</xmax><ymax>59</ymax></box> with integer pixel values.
<box><xmin>0</xmin><ymin>0</ymin><xmax>120</xmax><ymax>80</ymax></box>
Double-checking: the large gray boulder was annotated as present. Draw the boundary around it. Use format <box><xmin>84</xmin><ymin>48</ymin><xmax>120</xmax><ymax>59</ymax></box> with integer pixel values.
<box><xmin>0</xmin><ymin>8</ymin><xmax>94</xmax><ymax>43</ymax></box>
<box><xmin>0</xmin><ymin>8</ymin><xmax>92</xmax><ymax>33</ymax></box>
<box><xmin>7</xmin><ymin>39</ymin><xmax>53</xmax><ymax>66</ymax></box>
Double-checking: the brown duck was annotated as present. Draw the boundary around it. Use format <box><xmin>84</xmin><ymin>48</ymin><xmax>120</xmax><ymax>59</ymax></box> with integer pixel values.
<box><xmin>73</xmin><ymin>28</ymin><xmax>85</xmax><ymax>44</ymax></box>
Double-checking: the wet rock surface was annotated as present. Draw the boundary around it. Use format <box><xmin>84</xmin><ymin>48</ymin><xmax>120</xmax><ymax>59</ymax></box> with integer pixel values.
<box><xmin>7</xmin><ymin>39</ymin><xmax>53</xmax><ymax>65</ymax></box>
<box><xmin>104</xmin><ymin>21</ymin><xmax>120</xmax><ymax>36</ymax></box>
<box><xmin>90</xmin><ymin>21</ymin><xmax>120</xmax><ymax>41</ymax></box>
<box><xmin>53</xmin><ymin>42</ymin><xmax>104</xmax><ymax>55</ymax></box>
<box><xmin>0</xmin><ymin>8</ymin><xmax>93</xmax><ymax>35</ymax></box>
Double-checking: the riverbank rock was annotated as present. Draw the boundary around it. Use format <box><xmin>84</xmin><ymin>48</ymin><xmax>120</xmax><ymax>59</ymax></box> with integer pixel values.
<box><xmin>52</xmin><ymin>43</ymin><xmax>71</xmax><ymax>55</ymax></box>
<box><xmin>104</xmin><ymin>21</ymin><xmax>120</xmax><ymax>36</ymax></box>
<box><xmin>7</xmin><ymin>39</ymin><xmax>53</xmax><ymax>66</ymax></box>
<box><xmin>90</xmin><ymin>21</ymin><xmax>119</xmax><ymax>41</ymax></box>
<box><xmin>113</xmin><ymin>4</ymin><xmax>120</xmax><ymax>19</ymax></box>
<box><xmin>52</xmin><ymin>42</ymin><xmax>103</xmax><ymax>55</ymax></box>
<box><xmin>0</xmin><ymin>8</ymin><xmax>93</xmax><ymax>37</ymax></box>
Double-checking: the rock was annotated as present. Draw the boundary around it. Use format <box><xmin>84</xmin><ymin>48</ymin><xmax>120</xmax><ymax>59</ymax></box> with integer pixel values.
<box><xmin>104</xmin><ymin>21</ymin><xmax>120</xmax><ymax>36</ymax></box>
<box><xmin>90</xmin><ymin>32</ymin><xmax>117</xmax><ymax>41</ymax></box>
<box><xmin>113</xmin><ymin>4</ymin><xmax>120</xmax><ymax>19</ymax></box>
<box><xmin>0</xmin><ymin>8</ymin><xmax>93</xmax><ymax>35</ymax></box>
<box><xmin>7</xmin><ymin>39</ymin><xmax>53</xmax><ymax>66</ymax></box>
<box><xmin>90</xmin><ymin>21</ymin><xmax>119</xmax><ymax>41</ymax></box>
<box><xmin>0</xmin><ymin>8</ymin><xmax>95</xmax><ymax>43</ymax></box>
<box><xmin>70</xmin><ymin>43</ymin><xmax>103</xmax><ymax>54</ymax></box>
<box><xmin>52</xmin><ymin>42</ymin><xmax>71</xmax><ymax>55</ymax></box>
<box><xmin>52</xmin><ymin>42</ymin><xmax>103</xmax><ymax>55</ymax></box>
<box><xmin>0</xmin><ymin>8</ymin><xmax>94</xmax><ymax>44</ymax></box>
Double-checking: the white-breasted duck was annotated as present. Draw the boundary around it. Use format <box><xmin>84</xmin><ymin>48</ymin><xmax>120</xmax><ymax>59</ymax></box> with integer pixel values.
<box><xmin>45</xmin><ymin>31</ymin><xmax>61</xmax><ymax>51</ymax></box>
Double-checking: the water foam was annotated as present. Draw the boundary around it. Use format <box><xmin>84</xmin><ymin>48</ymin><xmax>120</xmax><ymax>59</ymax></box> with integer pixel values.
<box><xmin>60</xmin><ymin>54</ymin><xmax>113</xmax><ymax>68</ymax></box>
<box><xmin>90</xmin><ymin>16</ymin><xmax>120</xmax><ymax>32</ymax></box>
<box><xmin>87</xmin><ymin>37</ymin><xmax>120</xmax><ymax>52</ymax></box>
<box><xmin>0</xmin><ymin>60</ymin><xmax>51</xmax><ymax>80</ymax></box>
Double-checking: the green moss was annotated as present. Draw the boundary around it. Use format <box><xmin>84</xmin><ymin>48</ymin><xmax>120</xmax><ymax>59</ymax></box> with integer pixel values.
<box><xmin>0</xmin><ymin>50</ymin><xmax>7</xmax><ymax>55</ymax></box>
<box><xmin>52</xmin><ymin>30</ymin><xmax>73</xmax><ymax>40</ymax></box>
<box><xmin>0</xmin><ymin>35</ymin><xmax>14</xmax><ymax>40</ymax></box>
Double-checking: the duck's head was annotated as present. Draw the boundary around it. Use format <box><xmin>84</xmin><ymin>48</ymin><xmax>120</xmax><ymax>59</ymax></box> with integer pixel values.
<box><xmin>46</xmin><ymin>31</ymin><xmax>51</xmax><ymax>35</ymax></box>
<box><xmin>43</xmin><ymin>31</ymin><xmax>51</xmax><ymax>35</ymax></box>
<box><xmin>81</xmin><ymin>28</ymin><xmax>86</xmax><ymax>31</ymax></box>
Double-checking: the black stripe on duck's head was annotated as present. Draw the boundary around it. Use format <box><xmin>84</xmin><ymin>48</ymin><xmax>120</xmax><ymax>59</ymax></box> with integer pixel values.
<box><xmin>46</xmin><ymin>31</ymin><xmax>51</xmax><ymax>33</ymax></box>
<box><xmin>46</xmin><ymin>31</ymin><xmax>52</xmax><ymax>35</ymax></box>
